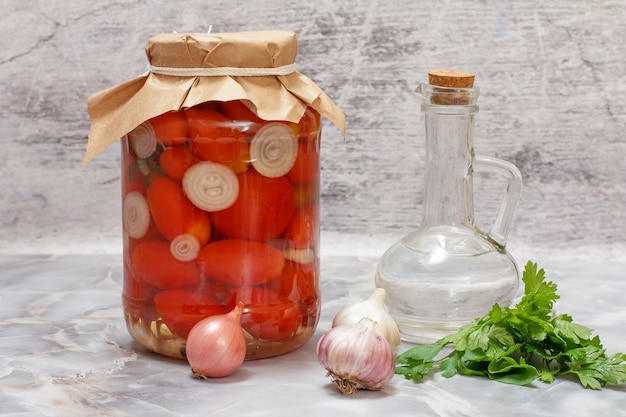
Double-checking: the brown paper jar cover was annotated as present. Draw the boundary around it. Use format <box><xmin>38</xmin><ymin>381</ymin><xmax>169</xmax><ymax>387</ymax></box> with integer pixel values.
<box><xmin>83</xmin><ymin>30</ymin><xmax>346</xmax><ymax>164</ymax></box>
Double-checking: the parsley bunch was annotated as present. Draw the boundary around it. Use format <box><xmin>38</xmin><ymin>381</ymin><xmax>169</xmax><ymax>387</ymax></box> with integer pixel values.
<box><xmin>396</xmin><ymin>261</ymin><xmax>626</xmax><ymax>389</ymax></box>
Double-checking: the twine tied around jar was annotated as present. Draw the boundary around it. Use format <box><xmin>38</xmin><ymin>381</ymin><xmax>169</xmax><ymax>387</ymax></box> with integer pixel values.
<box><xmin>147</xmin><ymin>63</ymin><xmax>297</xmax><ymax>77</ymax></box>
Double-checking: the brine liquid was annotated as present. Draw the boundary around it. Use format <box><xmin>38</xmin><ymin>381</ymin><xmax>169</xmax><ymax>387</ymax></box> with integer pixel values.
<box><xmin>124</xmin><ymin>295</ymin><xmax>320</xmax><ymax>360</ymax></box>
<box><xmin>121</xmin><ymin>103</ymin><xmax>322</xmax><ymax>360</ymax></box>
<box><xmin>375</xmin><ymin>226</ymin><xmax>519</xmax><ymax>343</ymax></box>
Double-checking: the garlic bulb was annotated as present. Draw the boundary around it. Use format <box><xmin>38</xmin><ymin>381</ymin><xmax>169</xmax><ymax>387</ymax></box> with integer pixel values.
<box><xmin>316</xmin><ymin>318</ymin><xmax>396</xmax><ymax>395</ymax></box>
<box><xmin>332</xmin><ymin>288</ymin><xmax>401</xmax><ymax>354</ymax></box>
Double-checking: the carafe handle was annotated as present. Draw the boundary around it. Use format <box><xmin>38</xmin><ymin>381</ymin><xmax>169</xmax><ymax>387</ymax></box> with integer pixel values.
<box><xmin>473</xmin><ymin>155</ymin><xmax>523</xmax><ymax>248</ymax></box>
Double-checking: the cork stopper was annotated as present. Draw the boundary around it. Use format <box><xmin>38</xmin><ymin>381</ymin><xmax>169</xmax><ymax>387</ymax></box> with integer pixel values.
<box><xmin>427</xmin><ymin>70</ymin><xmax>475</xmax><ymax>105</ymax></box>
<box><xmin>428</xmin><ymin>70</ymin><xmax>475</xmax><ymax>88</ymax></box>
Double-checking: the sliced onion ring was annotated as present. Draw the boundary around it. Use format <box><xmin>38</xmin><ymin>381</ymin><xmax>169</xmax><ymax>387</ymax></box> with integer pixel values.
<box><xmin>136</xmin><ymin>158</ymin><xmax>151</xmax><ymax>176</ymax></box>
<box><xmin>250</xmin><ymin>122</ymin><xmax>298</xmax><ymax>178</ymax></box>
<box><xmin>169</xmin><ymin>233</ymin><xmax>201</xmax><ymax>262</ymax></box>
<box><xmin>284</xmin><ymin>247</ymin><xmax>316</xmax><ymax>265</ymax></box>
<box><xmin>182</xmin><ymin>161</ymin><xmax>239</xmax><ymax>212</ymax></box>
<box><xmin>123</xmin><ymin>191</ymin><xmax>151</xmax><ymax>239</ymax></box>
<box><xmin>128</xmin><ymin>121</ymin><xmax>158</xmax><ymax>158</ymax></box>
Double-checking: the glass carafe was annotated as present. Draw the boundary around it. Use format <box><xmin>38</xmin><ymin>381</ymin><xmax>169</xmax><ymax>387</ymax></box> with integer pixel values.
<box><xmin>375</xmin><ymin>80</ymin><xmax>523</xmax><ymax>344</ymax></box>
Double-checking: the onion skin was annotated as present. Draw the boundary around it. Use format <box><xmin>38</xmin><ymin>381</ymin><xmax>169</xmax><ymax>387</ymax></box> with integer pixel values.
<box><xmin>316</xmin><ymin>318</ymin><xmax>396</xmax><ymax>395</ymax></box>
<box><xmin>185</xmin><ymin>301</ymin><xmax>247</xmax><ymax>378</ymax></box>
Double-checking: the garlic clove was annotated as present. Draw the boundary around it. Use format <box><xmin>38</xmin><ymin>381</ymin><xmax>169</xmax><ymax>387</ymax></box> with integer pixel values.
<box><xmin>331</xmin><ymin>288</ymin><xmax>401</xmax><ymax>354</ymax></box>
<box><xmin>317</xmin><ymin>317</ymin><xmax>396</xmax><ymax>395</ymax></box>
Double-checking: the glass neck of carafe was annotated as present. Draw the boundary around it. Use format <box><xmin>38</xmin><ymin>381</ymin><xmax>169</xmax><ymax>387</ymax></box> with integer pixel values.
<box><xmin>418</xmin><ymin>85</ymin><xmax>479</xmax><ymax>231</ymax></box>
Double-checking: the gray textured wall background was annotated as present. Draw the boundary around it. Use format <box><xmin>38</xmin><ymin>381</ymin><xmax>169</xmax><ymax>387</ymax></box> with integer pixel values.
<box><xmin>1</xmin><ymin>0</ymin><xmax>625</xmax><ymax>258</ymax></box>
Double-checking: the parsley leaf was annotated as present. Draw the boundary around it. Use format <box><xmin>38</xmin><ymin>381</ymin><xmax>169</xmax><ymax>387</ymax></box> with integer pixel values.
<box><xmin>395</xmin><ymin>261</ymin><xmax>626</xmax><ymax>389</ymax></box>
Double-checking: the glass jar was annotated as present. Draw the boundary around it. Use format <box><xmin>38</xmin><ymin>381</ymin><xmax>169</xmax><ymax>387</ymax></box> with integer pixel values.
<box><xmin>85</xmin><ymin>31</ymin><xmax>344</xmax><ymax>360</ymax></box>
<box><xmin>121</xmin><ymin>101</ymin><xmax>322</xmax><ymax>359</ymax></box>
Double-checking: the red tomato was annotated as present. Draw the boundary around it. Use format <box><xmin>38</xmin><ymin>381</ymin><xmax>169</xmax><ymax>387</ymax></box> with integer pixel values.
<box><xmin>196</xmin><ymin>239</ymin><xmax>285</xmax><ymax>287</ymax></box>
<box><xmin>209</xmin><ymin>170</ymin><xmax>295</xmax><ymax>241</ymax></box>
<box><xmin>154</xmin><ymin>289</ymin><xmax>227</xmax><ymax>339</ymax></box>
<box><xmin>296</xmin><ymin>107</ymin><xmax>320</xmax><ymax>142</ymax></box>
<box><xmin>146</xmin><ymin>175</ymin><xmax>211</xmax><ymax>246</ymax></box>
<box><xmin>269</xmin><ymin>261</ymin><xmax>319</xmax><ymax>305</ymax></box>
<box><xmin>221</xmin><ymin>100</ymin><xmax>266</xmax><ymax>139</ymax></box>
<box><xmin>159</xmin><ymin>145</ymin><xmax>196</xmax><ymax>181</ymax></box>
<box><xmin>228</xmin><ymin>287</ymin><xmax>303</xmax><ymax>341</ymax></box>
<box><xmin>287</xmin><ymin>141</ymin><xmax>319</xmax><ymax>184</ymax></box>
<box><xmin>185</xmin><ymin>108</ymin><xmax>249</xmax><ymax>173</ymax></box>
<box><xmin>131</xmin><ymin>240</ymin><xmax>203</xmax><ymax>289</ymax></box>
<box><xmin>148</xmin><ymin>111</ymin><xmax>189</xmax><ymax>146</ymax></box>
<box><xmin>284</xmin><ymin>205</ymin><xmax>319</xmax><ymax>249</ymax></box>
<box><xmin>221</xmin><ymin>100</ymin><xmax>264</xmax><ymax>122</ymax></box>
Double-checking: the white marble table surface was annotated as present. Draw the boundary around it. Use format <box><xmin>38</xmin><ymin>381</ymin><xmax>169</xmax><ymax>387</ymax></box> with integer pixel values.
<box><xmin>1</xmin><ymin>251</ymin><xmax>625</xmax><ymax>417</ymax></box>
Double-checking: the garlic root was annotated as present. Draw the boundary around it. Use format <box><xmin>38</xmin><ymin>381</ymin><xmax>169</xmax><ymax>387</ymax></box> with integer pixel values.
<box><xmin>327</xmin><ymin>371</ymin><xmax>358</xmax><ymax>395</ymax></box>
